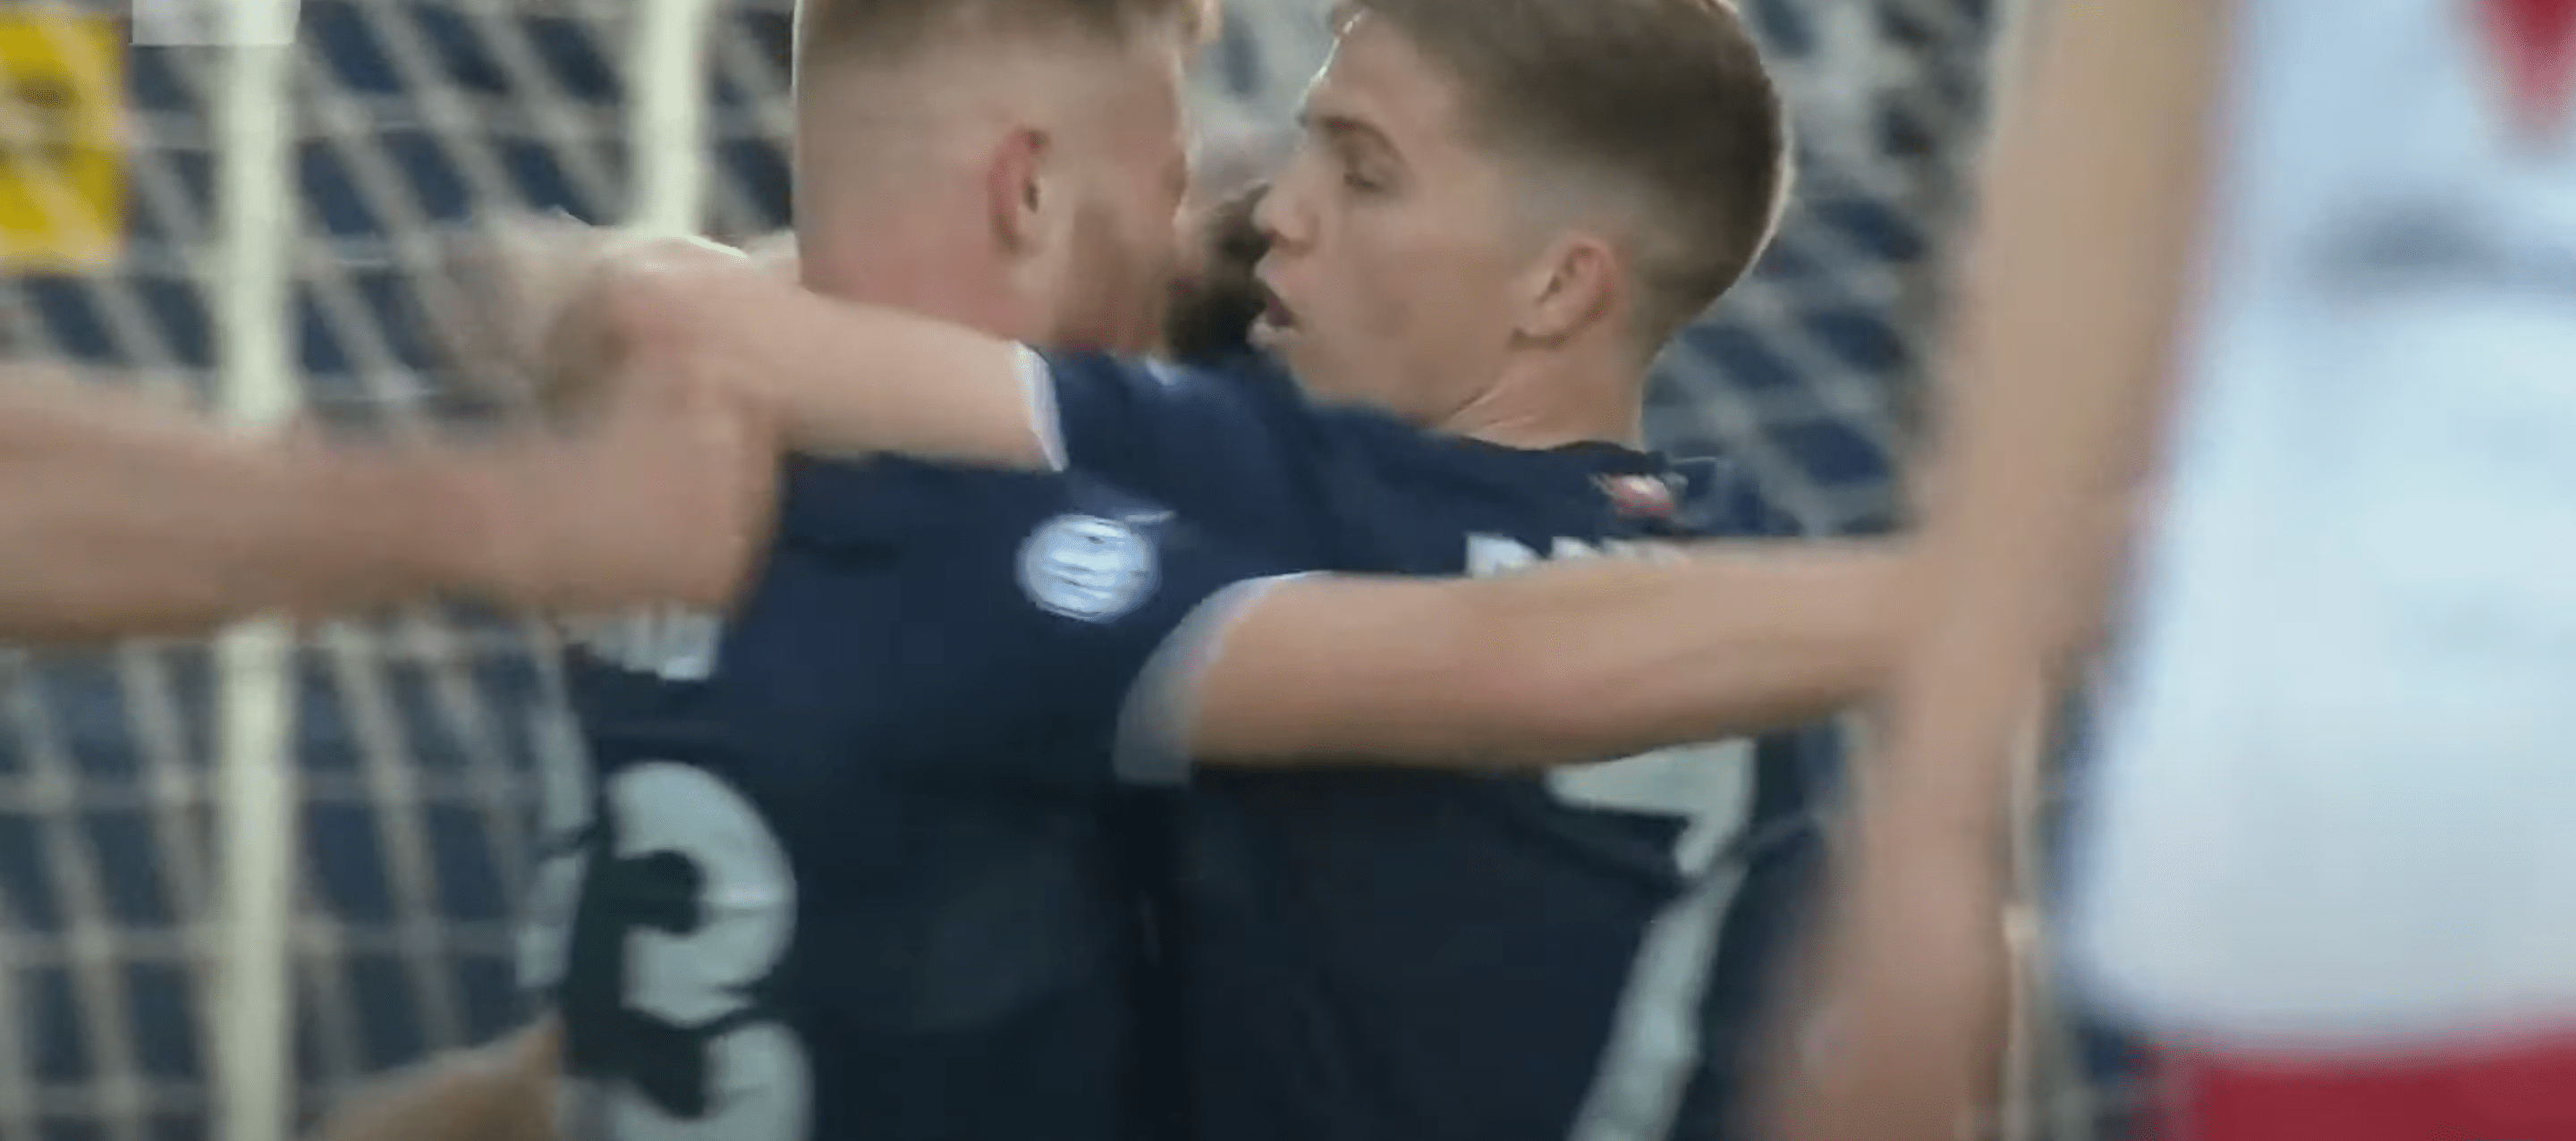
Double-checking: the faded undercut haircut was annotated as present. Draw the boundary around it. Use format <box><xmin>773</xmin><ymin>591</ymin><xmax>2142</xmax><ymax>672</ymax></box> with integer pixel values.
<box><xmin>1343</xmin><ymin>0</ymin><xmax>1790</xmax><ymax>343</ymax></box>
<box><xmin>798</xmin><ymin>0</ymin><xmax>1219</xmax><ymax>71</ymax></box>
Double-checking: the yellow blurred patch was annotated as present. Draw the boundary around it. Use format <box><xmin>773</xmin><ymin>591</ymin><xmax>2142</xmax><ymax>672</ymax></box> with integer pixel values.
<box><xmin>0</xmin><ymin>13</ymin><xmax>120</xmax><ymax>270</ymax></box>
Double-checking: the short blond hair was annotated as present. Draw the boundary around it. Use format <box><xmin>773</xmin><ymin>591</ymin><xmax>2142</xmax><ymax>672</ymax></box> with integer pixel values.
<box><xmin>798</xmin><ymin>0</ymin><xmax>1217</xmax><ymax>70</ymax></box>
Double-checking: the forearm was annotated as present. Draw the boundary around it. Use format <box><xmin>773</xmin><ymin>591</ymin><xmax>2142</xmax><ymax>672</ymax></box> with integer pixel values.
<box><xmin>0</xmin><ymin>380</ymin><xmax>754</xmax><ymax>642</ymax></box>
<box><xmin>1755</xmin><ymin>4</ymin><xmax>2226</xmax><ymax>1140</ymax></box>
<box><xmin>1479</xmin><ymin>542</ymin><xmax>1905</xmax><ymax>764</ymax></box>
<box><xmin>1899</xmin><ymin>0</ymin><xmax>2220</xmax><ymax>748</ymax></box>
<box><xmin>595</xmin><ymin>249</ymin><xmax>1054</xmax><ymax>469</ymax></box>
<box><xmin>1754</xmin><ymin>807</ymin><xmax>2012</xmax><ymax>1141</ymax></box>
<box><xmin>1192</xmin><ymin>542</ymin><xmax>1906</xmax><ymax>767</ymax></box>
<box><xmin>0</xmin><ymin>391</ymin><xmax>487</xmax><ymax>643</ymax></box>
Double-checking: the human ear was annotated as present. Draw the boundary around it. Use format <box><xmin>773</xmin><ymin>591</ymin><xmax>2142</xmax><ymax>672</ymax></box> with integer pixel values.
<box><xmin>986</xmin><ymin>126</ymin><xmax>1053</xmax><ymax>254</ymax></box>
<box><xmin>1519</xmin><ymin>233</ymin><xmax>1623</xmax><ymax>342</ymax></box>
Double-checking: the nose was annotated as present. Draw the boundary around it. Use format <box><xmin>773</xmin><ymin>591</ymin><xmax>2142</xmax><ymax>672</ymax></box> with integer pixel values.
<box><xmin>1253</xmin><ymin>169</ymin><xmax>1312</xmax><ymax>255</ymax></box>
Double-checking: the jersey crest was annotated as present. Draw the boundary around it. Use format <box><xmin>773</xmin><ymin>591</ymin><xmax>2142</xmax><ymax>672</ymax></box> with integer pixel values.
<box><xmin>1017</xmin><ymin>513</ymin><xmax>1161</xmax><ymax>621</ymax></box>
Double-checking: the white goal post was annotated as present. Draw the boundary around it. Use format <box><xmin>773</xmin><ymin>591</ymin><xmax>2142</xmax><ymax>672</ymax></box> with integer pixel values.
<box><xmin>200</xmin><ymin>0</ymin><xmax>722</xmax><ymax>1135</ymax></box>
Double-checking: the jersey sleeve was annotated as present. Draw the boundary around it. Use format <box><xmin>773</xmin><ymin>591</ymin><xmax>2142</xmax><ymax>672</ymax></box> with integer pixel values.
<box><xmin>859</xmin><ymin>466</ymin><xmax>1302</xmax><ymax>790</ymax></box>
<box><xmin>1022</xmin><ymin>350</ymin><xmax>1325</xmax><ymax>549</ymax></box>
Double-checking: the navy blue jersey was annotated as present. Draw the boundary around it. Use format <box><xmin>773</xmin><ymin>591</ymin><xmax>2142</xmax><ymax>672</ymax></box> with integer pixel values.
<box><xmin>522</xmin><ymin>458</ymin><xmax>1289</xmax><ymax>1141</ymax></box>
<box><xmin>1040</xmin><ymin>351</ymin><xmax>1831</xmax><ymax>1141</ymax></box>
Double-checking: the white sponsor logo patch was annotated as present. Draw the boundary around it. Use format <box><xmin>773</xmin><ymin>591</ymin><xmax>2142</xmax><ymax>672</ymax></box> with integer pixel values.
<box><xmin>1019</xmin><ymin>514</ymin><xmax>1158</xmax><ymax>621</ymax></box>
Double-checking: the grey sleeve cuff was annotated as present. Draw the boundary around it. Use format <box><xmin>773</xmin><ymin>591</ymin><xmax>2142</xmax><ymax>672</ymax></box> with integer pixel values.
<box><xmin>1015</xmin><ymin>342</ymin><xmax>1069</xmax><ymax>472</ymax></box>
<box><xmin>1112</xmin><ymin>572</ymin><xmax>1319</xmax><ymax>785</ymax></box>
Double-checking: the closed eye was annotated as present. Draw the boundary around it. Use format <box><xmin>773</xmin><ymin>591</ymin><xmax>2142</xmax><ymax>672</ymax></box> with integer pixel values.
<box><xmin>1301</xmin><ymin>110</ymin><xmax>1401</xmax><ymax>196</ymax></box>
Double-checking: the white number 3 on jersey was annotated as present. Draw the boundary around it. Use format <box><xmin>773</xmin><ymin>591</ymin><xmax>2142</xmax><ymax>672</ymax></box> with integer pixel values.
<box><xmin>520</xmin><ymin>729</ymin><xmax>812</xmax><ymax>1141</ymax></box>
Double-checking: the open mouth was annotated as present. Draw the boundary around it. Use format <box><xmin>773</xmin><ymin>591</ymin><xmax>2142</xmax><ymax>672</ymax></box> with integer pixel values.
<box><xmin>1250</xmin><ymin>277</ymin><xmax>1298</xmax><ymax>347</ymax></box>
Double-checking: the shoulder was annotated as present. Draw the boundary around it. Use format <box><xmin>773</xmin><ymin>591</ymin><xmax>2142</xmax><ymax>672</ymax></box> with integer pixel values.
<box><xmin>1035</xmin><ymin>350</ymin><xmax>1310</xmax><ymax>416</ymax></box>
<box><xmin>774</xmin><ymin>462</ymin><xmax>1199</xmax><ymax>629</ymax></box>
<box><xmin>773</xmin><ymin>455</ymin><xmax>1136</xmax><ymax>550</ymax></box>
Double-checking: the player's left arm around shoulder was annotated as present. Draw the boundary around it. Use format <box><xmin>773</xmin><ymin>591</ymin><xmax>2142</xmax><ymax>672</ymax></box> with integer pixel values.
<box><xmin>571</xmin><ymin>239</ymin><xmax>1061</xmax><ymax>470</ymax></box>
<box><xmin>1181</xmin><ymin>539</ymin><xmax>1911</xmax><ymax>769</ymax></box>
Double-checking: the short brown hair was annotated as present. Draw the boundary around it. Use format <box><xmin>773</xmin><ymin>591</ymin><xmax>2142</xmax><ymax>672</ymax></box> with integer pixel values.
<box><xmin>1344</xmin><ymin>0</ymin><xmax>1788</xmax><ymax>340</ymax></box>
<box><xmin>798</xmin><ymin>0</ymin><xmax>1216</xmax><ymax>69</ymax></box>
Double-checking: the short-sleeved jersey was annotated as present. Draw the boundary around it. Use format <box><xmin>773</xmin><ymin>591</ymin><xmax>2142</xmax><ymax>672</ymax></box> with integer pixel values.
<box><xmin>1039</xmin><ymin>351</ymin><xmax>1832</xmax><ymax>1141</ymax></box>
<box><xmin>521</xmin><ymin>458</ymin><xmax>1289</xmax><ymax>1141</ymax></box>
<box><xmin>2071</xmin><ymin>0</ymin><xmax>2576</xmax><ymax>1050</ymax></box>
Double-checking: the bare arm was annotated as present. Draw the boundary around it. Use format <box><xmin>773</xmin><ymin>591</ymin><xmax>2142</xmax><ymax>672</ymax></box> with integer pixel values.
<box><xmin>559</xmin><ymin>238</ymin><xmax>1054</xmax><ymax>469</ymax></box>
<box><xmin>0</xmin><ymin>370</ymin><xmax>772</xmax><ymax>644</ymax></box>
<box><xmin>0</xmin><ymin>383</ymin><xmax>496</xmax><ymax>642</ymax></box>
<box><xmin>1755</xmin><ymin>3</ymin><xmax>2225</xmax><ymax>1140</ymax></box>
<box><xmin>1185</xmin><ymin>540</ymin><xmax>1906</xmax><ymax>768</ymax></box>
<box><xmin>306</xmin><ymin>1020</ymin><xmax>557</xmax><ymax>1141</ymax></box>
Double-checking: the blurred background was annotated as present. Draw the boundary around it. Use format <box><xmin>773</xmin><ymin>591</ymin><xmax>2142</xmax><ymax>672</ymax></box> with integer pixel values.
<box><xmin>0</xmin><ymin>1</ymin><xmax>2086</xmax><ymax>1138</ymax></box>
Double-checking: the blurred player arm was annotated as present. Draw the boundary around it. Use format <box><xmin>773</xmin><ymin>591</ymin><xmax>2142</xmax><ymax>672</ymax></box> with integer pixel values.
<box><xmin>1753</xmin><ymin>2</ymin><xmax>2225</xmax><ymax>1140</ymax></box>
<box><xmin>1165</xmin><ymin>538</ymin><xmax>1915</xmax><ymax>769</ymax></box>
<box><xmin>0</xmin><ymin>368</ymin><xmax>773</xmax><ymax>644</ymax></box>
<box><xmin>304</xmin><ymin>1018</ymin><xmax>557</xmax><ymax>1141</ymax></box>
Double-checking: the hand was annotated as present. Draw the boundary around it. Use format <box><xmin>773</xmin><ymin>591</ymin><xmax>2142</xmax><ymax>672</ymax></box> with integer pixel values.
<box><xmin>438</xmin><ymin>211</ymin><xmax>612</xmax><ymax>409</ymax></box>
<box><xmin>472</xmin><ymin>351</ymin><xmax>781</xmax><ymax>612</ymax></box>
<box><xmin>445</xmin><ymin>213</ymin><xmax>750</xmax><ymax>421</ymax></box>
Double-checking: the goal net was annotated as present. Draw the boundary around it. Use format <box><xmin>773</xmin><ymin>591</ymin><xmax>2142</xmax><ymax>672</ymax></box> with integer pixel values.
<box><xmin>0</xmin><ymin>0</ymin><xmax>2012</xmax><ymax>1137</ymax></box>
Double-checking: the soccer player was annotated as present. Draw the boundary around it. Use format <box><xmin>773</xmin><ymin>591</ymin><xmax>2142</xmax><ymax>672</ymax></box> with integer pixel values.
<box><xmin>0</xmin><ymin>359</ymin><xmax>774</xmax><ymax>642</ymax></box>
<box><xmin>500</xmin><ymin>4</ymin><xmax>1845</xmax><ymax>1140</ymax></box>
<box><xmin>315</xmin><ymin>4</ymin><xmax>1905</xmax><ymax>1141</ymax></box>
<box><xmin>1773</xmin><ymin>1</ymin><xmax>2576</xmax><ymax>1140</ymax></box>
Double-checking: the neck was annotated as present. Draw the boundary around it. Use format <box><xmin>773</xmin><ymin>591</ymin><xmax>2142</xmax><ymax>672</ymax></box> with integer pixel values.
<box><xmin>1436</xmin><ymin>353</ymin><xmax>1648</xmax><ymax>452</ymax></box>
<box><xmin>797</xmin><ymin>214</ymin><xmax>1034</xmax><ymax>339</ymax></box>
